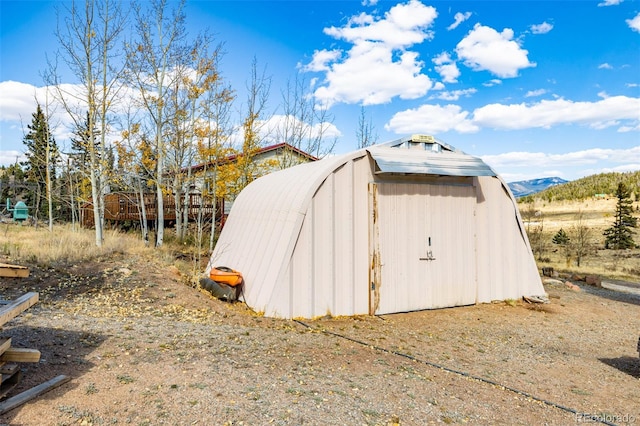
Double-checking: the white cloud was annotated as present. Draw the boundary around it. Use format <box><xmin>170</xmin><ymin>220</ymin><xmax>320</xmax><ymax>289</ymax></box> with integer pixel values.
<box><xmin>432</xmin><ymin>52</ymin><xmax>460</xmax><ymax>83</ymax></box>
<box><xmin>456</xmin><ymin>24</ymin><xmax>536</xmax><ymax>78</ymax></box>
<box><xmin>481</xmin><ymin>147</ymin><xmax>640</xmax><ymax>175</ymax></box>
<box><xmin>0</xmin><ymin>80</ymin><xmax>86</xmax><ymax>143</ymax></box>
<box><xmin>384</xmin><ymin>96</ymin><xmax>640</xmax><ymax>134</ymax></box>
<box><xmin>303</xmin><ymin>50</ymin><xmax>342</xmax><ymax>72</ymax></box>
<box><xmin>598</xmin><ymin>0</ymin><xmax>622</xmax><ymax>6</ymax></box>
<box><xmin>530</xmin><ymin>22</ymin><xmax>553</xmax><ymax>34</ymax></box>
<box><xmin>0</xmin><ymin>150</ymin><xmax>26</xmax><ymax>166</ymax></box>
<box><xmin>305</xmin><ymin>0</ymin><xmax>437</xmax><ymax>107</ymax></box>
<box><xmin>447</xmin><ymin>12</ymin><xmax>471</xmax><ymax>31</ymax></box>
<box><xmin>598</xmin><ymin>63</ymin><xmax>613</xmax><ymax>69</ymax></box>
<box><xmin>0</xmin><ymin>81</ymin><xmax>43</xmax><ymax>122</ymax></box>
<box><xmin>483</xmin><ymin>79</ymin><xmax>502</xmax><ymax>87</ymax></box>
<box><xmin>431</xmin><ymin>88</ymin><xmax>477</xmax><ymax>101</ymax></box>
<box><xmin>627</xmin><ymin>12</ymin><xmax>640</xmax><ymax>32</ymax></box>
<box><xmin>524</xmin><ymin>89</ymin><xmax>547</xmax><ymax>98</ymax></box>
<box><xmin>261</xmin><ymin>114</ymin><xmax>342</xmax><ymax>143</ymax></box>
<box><xmin>472</xmin><ymin>96</ymin><xmax>640</xmax><ymax>131</ymax></box>
<box><xmin>384</xmin><ymin>104</ymin><xmax>479</xmax><ymax>134</ymax></box>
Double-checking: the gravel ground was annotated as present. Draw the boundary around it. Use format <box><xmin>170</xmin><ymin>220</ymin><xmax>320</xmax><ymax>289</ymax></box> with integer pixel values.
<box><xmin>0</xmin><ymin>255</ymin><xmax>638</xmax><ymax>426</ymax></box>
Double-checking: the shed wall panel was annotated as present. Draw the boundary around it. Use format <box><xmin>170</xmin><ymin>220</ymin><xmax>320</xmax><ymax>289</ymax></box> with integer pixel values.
<box><xmin>352</xmin><ymin>157</ymin><xmax>374</xmax><ymax>315</ymax></box>
<box><xmin>474</xmin><ymin>176</ymin><xmax>542</xmax><ymax>302</ymax></box>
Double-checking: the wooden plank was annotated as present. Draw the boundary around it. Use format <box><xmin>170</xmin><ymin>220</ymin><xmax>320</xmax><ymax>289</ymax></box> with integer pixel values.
<box><xmin>0</xmin><ymin>348</ymin><xmax>40</xmax><ymax>363</ymax></box>
<box><xmin>0</xmin><ymin>264</ymin><xmax>29</xmax><ymax>279</ymax></box>
<box><xmin>0</xmin><ymin>293</ymin><xmax>38</xmax><ymax>328</ymax></box>
<box><xmin>0</xmin><ymin>364</ymin><xmax>18</xmax><ymax>377</ymax></box>
<box><xmin>0</xmin><ymin>370</ymin><xmax>21</xmax><ymax>399</ymax></box>
<box><xmin>0</xmin><ymin>339</ymin><xmax>11</xmax><ymax>356</ymax></box>
<box><xmin>0</xmin><ymin>375</ymin><xmax>70</xmax><ymax>414</ymax></box>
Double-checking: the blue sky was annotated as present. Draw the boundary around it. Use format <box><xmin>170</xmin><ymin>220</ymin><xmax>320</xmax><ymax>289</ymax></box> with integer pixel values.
<box><xmin>1</xmin><ymin>0</ymin><xmax>639</xmax><ymax>182</ymax></box>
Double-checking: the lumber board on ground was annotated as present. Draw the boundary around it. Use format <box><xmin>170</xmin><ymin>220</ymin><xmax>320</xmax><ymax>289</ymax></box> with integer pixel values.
<box><xmin>0</xmin><ymin>348</ymin><xmax>40</xmax><ymax>363</ymax></box>
<box><xmin>0</xmin><ymin>293</ymin><xmax>38</xmax><ymax>328</ymax></box>
<box><xmin>0</xmin><ymin>375</ymin><xmax>70</xmax><ymax>414</ymax></box>
<box><xmin>0</xmin><ymin>370</ymin><xmax>21</xmax><ymax>399</ymax></box>
<box><xmin>0</xmin><ymin>264</ymin><xmax>29</xmax><ymax>279</ymax></box>
<box><xmin>0</xmin><ymin>364</ymin><xmax>18</xmax><ymax>377</ymax></box>
<box><xmin>0</xmin><ymin>339</ymin><xmax>10</xmax><ymax>357</ymax></box>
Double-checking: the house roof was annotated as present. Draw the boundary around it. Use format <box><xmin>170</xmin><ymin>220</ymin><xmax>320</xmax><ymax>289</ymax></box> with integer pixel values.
<box><xmin>185</xmin><ymin>142</ymin><xmax>318</xmax><ymax>174</ymax></box>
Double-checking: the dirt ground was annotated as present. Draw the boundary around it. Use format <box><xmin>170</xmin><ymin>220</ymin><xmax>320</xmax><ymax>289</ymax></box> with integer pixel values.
<box><xmin>0</xmin><ymin>253</ymin><xmax>638</xmax><ymax>426</ymax></box>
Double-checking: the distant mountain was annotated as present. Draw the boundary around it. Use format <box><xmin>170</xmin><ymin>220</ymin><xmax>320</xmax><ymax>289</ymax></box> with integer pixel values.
<box><xmin>508</xmin><ymin>177</ymin><xmax>569</xmax><ymax>198</ymax></box>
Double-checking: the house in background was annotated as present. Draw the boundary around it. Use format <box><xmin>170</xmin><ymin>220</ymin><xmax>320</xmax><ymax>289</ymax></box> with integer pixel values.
<box><xmin>207</xmin><ymin>134</ymin><xmax>546</xmax><ymax>319</ymax></box>
<box><xmin>80</xmin><ymin>143</ymin><xmax>317</xmax><ymax>229</ymax></box>
<box><xmin>188</xmin><ymin>142</ymin><xmax>318</xmax><ymax>216</ymax></box>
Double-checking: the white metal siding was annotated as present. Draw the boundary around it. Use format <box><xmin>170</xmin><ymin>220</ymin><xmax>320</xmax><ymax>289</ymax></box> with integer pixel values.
<box><xmin>474</xmin><ymin>176</ymin><xmax>542</xmax><ymax>302</ymax></box>
<box><xmin>284</xmin><ymin>156</ymin><xmax>372</xmax><ymax>318</ymax></box>
<box><xmin>372</xmin><ymin>182</ymin><xmax>477</xmax><ymax>314</ymax></box>
<box><xmin>210</xmin><ymin>142</ymin><xmax>545</xmax><ymax>319</ymax></box>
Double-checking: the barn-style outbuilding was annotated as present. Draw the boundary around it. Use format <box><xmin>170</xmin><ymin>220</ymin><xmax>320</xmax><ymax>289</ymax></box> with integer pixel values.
<box><xmin>207</xmin><ymin>135</ymin><xmax>545</xmax><ymax>318</ymax></box>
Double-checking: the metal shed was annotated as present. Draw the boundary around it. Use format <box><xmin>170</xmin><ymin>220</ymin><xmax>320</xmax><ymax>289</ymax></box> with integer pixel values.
<box><xmin>207</xmin><ymin>135</ymin><xmax>545</xmax><ymax>318</ymax></box>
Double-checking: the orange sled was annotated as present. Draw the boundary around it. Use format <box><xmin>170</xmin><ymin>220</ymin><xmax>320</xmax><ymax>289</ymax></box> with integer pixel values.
<box><xmin>209</xmin><ymin>266</ymin><xmax>244</xmax><ymax>287</ymax></box>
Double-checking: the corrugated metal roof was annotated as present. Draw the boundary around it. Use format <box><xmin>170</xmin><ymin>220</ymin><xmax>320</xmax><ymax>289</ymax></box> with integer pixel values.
<box><xmin>367</xmin><ymin>143</ymin><xmax>497</xmax><ymax>176</ymax></box>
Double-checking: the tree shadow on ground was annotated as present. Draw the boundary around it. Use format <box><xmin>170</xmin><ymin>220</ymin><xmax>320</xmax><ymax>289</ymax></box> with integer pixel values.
<box><xmin>0</xmin><ymin>325</ymin><xmax>107</xmax><ymax>424</ymax></box>
<box><xmin>599</xmin><ymin>356</ymin><xmax>640</xmax><ymax>379</ymax></box>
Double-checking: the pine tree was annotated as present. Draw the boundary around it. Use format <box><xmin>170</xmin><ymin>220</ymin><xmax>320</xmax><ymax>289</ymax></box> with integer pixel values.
<box><xmin>603</xmin><ymin>182</ymin><xmax>638</xmax><ymax>249</ymax></box>
<box><xmin>22</xmin><ymin>104</ymin><xmax>59</xmax><ymax>220</ymax></box>
<box><xmin>552</xmin><ymin>228</ymin><xmax>570</xmax><ymax>245</ymax></box>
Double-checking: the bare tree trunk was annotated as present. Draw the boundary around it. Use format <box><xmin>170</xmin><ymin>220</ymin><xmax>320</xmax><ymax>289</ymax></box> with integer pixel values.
<box><xmin>48</xmin><ymin>0</ymin><xmax>126</xmax><ymax>246</ymax></box>
<box><xmin>138</xmin><ymin>178</ymin><xmax>149</xmax><ymax>245</ymax></box>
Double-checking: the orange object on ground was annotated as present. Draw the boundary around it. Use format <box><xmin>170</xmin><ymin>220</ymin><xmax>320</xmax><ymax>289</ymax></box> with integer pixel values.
<box><xmin>209</xmin><ymin>266</ymin><xmax>243</xmax><ymax>287</ymax></box>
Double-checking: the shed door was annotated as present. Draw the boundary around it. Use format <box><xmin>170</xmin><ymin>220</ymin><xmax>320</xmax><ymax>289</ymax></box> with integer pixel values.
<box><xmin>369</xmin><ymin>182</ymin><xmax>477</xmax><ymax>315</ymax></box>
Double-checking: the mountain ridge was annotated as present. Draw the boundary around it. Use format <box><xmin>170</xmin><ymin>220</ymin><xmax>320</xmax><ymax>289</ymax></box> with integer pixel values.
<box><xmin>508</xmin><ymin>177</ymin><xmax>569</xmax><ymax>198</ymax></box>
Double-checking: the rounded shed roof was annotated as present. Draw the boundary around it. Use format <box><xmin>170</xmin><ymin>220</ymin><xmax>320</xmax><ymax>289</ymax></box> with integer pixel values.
<box><xmin>209</xmin><ymin>135</ymin><xmax>502</xmax><ymax>315</ymax></box>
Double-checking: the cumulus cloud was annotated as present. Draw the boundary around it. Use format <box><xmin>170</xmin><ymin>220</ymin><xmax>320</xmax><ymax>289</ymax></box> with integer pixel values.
<box><xmin>261</xmin><ymin>114</ymin><xmax>342</xmax><ymax>144</ymax></box>
<box><xmin>472</xmin><ymin>96</ymin><xmax>640</xmax><ymax>130</ymax></box>
<box><xmin>304</xmin><ymin>0</ymin><xmax>437</xmax><ymax>107</ymax></box>
<box><xmin>598</xmin><ymin>63</ymin><xmax>613</xmax><ymax>69</ymax></box>
<box><xmin>447</xmin><ymin>12</ymin><xmax>471</xmax><ymax>31</ymax></box>
<box><xmin>432</xmin><ymin>52</ymin><xmax>460</xmax><ymax>83</ymax></box>
<box><xmin>627</xmin><ymin>12</ymin><xmax>640</xmax><ymax>32</ymax></box>
<box><xmin>481</xmin><ymin>146</ymin><xmax>640</xmax><ymax>171</ymax></box>
<box><xmin>456</xmin><ymin>24</ymin><xmax>536</xmax><ymax>78</ymax></box>
<box><xmin>530</xmin><ymin>22</ymin><xmax>553</xmax><ymax>34</ymax></box>
<box><xmin>0</xmin><ymin>81</ymin><xmax>43</xmax><ymax>122</ymax></box>
<box><xmin>384</xmin><ymin>104</ymin><xmax>479</xmax><ymax>134</ymax></box>
<box><xmin>493</xmin><ymin>155</ymin><xmax>640</xmax><ymax>182</ymax></box>
<box><xmin>384</xmin><ymin>96</ymin><xmax>640</xmax><ymax>134</ymax></box>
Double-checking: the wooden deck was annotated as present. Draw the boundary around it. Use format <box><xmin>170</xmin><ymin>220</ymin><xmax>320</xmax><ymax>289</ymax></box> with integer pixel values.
<box><xmin>80</xmin><ymin>193</ymin><xmax>222</xmax><ymax>228</ymax></box>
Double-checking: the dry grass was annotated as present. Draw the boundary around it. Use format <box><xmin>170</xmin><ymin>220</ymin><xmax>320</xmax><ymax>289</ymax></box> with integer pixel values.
<box><xmin>1</xmin><ymin>223</ymin><xmax>153</xmax><ymax>266</ymax></box>
<box><xmin>519</xmin><ymin>198</ymin><xmax>640</xmax><ymax>282</ymax></box>
<box><xmin>1</xmin><ymin>222</ymin><xmax>211</xmax><ymax>289</ymax></box>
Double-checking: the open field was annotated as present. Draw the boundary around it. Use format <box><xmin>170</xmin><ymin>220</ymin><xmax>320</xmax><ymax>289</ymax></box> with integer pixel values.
<box><xmin>519</xmin><ymin>198</ymin><xmax>640</xmax><ymax>283</ymax></box>
<box><xmin>0</xmin><ymin>215</ymin><xmax>638</xmax><ymax>425</ymax></box>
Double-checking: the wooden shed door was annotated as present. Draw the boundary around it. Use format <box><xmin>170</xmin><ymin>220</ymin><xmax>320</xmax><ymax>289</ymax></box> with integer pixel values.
<box><xmin>369</xmin><ymin>182</ymin><xmax>477</xmax><ymax>315</ymax></box>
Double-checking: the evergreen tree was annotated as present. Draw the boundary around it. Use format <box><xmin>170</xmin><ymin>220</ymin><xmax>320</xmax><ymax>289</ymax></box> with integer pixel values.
<box><xmin>603</xmin><ymin>182</ymin><xmax>638</xmax><ymax>249</ymax></box>
<box><xmin>22</xmin><ymin>104</ymin><xmax>59</xmax><ymax>220</ymax></box>
<box><xmin>552</xmin><ymin>228</ymin><xmax>570</xmax><ymax>245</ymax></box>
